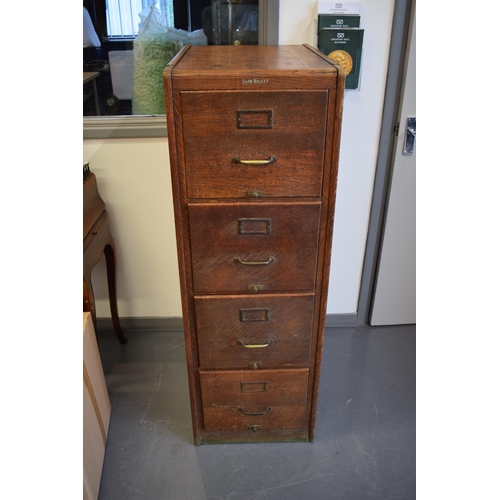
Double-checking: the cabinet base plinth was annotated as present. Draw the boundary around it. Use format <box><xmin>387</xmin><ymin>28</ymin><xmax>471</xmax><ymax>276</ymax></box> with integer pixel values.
<box><xmin>197</xmin><ymin>429</ymin><xmax>310</xmax><ymax>445</ymax></box>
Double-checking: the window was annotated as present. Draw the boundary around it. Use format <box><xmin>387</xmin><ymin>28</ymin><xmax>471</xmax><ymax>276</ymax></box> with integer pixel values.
<box><xmin>83</xmin><ymin>0</ymin><xmax>279</xmax><ymax>138</ymax></box>
<box><xmin>106</xmin><ymin>0</ymin><xmax>174</xmax><ymax>38</ymax></box>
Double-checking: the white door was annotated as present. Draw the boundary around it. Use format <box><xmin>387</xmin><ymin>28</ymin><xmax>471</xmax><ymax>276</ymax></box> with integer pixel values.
<box><xmin>370</xmin><ymin>3</ymin><xmax>416</xmax><ymax>326</ymax></box>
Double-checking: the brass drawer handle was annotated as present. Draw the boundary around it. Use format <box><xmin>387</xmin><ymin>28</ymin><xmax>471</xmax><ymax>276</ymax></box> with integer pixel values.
<box><xmin>232</xmin><ymin>156</ymin><xmax>277</xmax><ymax>165</ymax></box>
<box><xmin>238</xmin><ymin>406</ymin><xmax>272</xmax><ymax>416</ymax></box>
<box><xmin>246</xmin><ymin>190</ymin><xmax>263</xmax><ymax>198</ymax></box>
<box><xmin>237</xmin><ymin>339</ymin><xmax>273</xmax><ymax>349</ymax></box>
<box><xmin>235</xmin><ymin>257</ymin><xmax>274</xmax><ymax>266</ymax></box>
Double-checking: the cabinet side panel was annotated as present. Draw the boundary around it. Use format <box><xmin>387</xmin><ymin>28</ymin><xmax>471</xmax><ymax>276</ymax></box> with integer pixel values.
<box><xmin>308</xmin><ymin>67</ymin><xmax>346</xmax><ymax>441</ymax></box>
<box><xmin>164</xmin><ymin>56</ymin><xmax>201</xmax><ymax>445</ymax></box>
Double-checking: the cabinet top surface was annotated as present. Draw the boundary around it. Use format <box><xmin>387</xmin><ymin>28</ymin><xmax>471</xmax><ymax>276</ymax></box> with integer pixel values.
<box><xmin>171</xmin><ymin>45</ymin><xmax>337</xmax><ymax>74</ymax></box>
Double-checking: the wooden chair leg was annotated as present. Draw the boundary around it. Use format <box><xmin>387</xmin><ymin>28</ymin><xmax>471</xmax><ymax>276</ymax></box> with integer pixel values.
<box><xmin>104</xmin><ymin>241</ymin><xmax>128</xmax><ymax>344</ymax></box>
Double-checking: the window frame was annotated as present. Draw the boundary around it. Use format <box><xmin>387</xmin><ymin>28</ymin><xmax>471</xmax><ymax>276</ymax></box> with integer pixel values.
<box><xmin>83</xmin><ymin>0</ymin><xmax>279</xmax><ymax>139</ymax></box>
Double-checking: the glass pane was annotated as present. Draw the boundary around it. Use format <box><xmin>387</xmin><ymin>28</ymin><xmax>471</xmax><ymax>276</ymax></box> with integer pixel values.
<box><xmin>83</xmin><ymin>1</ymin><xmax>259</xmax><ymax>118</ymax></box>
<box><xmin>202</xmin><ymin>0</ymin><xmax>259</xmax><ymax>46</ymax></box>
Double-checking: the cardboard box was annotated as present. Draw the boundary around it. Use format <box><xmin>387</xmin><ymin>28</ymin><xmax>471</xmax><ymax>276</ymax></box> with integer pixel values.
<box><xmin>318</xmin><ymin>14</ymin><xmax>360</xmax><ymax>30</ymax></box>
<box><xmin>83</xmin><ymin>312</ymin><xmax>111</xmax><ymax>500</ymax></box>
<box><xmin>317</xmin><ymin>28</ymin><xmax>364</xmax><ymax>90</ymax></box>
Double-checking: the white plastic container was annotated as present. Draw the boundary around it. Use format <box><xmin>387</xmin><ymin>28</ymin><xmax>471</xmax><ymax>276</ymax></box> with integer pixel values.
<box><xmin>109</xmin><ymin>50</ymin><xmax>134</xmax><ymax>100</ymax></box>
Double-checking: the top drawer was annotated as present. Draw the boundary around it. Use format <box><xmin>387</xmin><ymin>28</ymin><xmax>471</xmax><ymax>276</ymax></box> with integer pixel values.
<box><xmin>180</xmin><ymin>91</ymin><xmax>328</xmax><ymax>199</ymax></box>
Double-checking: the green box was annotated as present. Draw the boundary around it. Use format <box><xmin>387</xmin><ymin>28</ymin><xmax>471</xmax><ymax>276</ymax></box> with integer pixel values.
<box><xmin>317</xmin><ymin>28</ymin><xmax>364</xmax><ymax>90</ymax></box>
<box><xmin>318</xmin><ymin>14</ymin><xmax>361</xmax><ymax>30</ymax></box>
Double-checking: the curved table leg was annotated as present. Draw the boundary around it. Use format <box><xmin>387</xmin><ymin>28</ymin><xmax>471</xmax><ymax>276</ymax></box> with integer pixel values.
<box><xmin>104</xmin><ymin>239</ymin><xmax>128</xmax><ymax>344</ymax></box>
<box><xmin>84</xmin><ymin>210</ymin><xmax>128</xmax><ymax>345</ymax></box>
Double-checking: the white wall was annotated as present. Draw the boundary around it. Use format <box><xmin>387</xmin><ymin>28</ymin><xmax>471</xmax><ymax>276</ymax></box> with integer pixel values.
<box><xmin>279</xmin><ymin>0</ymin><xmax>395</xmax><ymax>314</ymax></box>
<box><xmin>84</xmin><ymin>138</ymin><xmax>182</xmax><ymax>318</ymax></box>
<box><xmin>84</xmin><ymin>0</ymin><xmax>395</xmax><ymax>319</ymax></box>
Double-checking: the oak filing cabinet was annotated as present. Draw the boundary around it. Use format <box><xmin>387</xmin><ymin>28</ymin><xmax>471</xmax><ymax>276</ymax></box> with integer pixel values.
<box><xmin>163</xmin><ymin>44</ymin><xmax>345</xmax><ymax>444</ymax></box>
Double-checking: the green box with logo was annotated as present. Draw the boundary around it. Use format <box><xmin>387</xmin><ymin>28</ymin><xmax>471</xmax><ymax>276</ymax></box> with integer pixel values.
<box><xmin>317</xmin><ymin>28</ymin><xmax>364</xmax><ymax>90</ymax></box>
<box><xmin>318</xmin><ymin>14</ymin><xmax>361</xmax><ymax>30</ymax></box>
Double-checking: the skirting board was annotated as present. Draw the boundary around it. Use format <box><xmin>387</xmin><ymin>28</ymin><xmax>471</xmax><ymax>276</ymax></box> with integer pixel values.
<box><xmin>96</xmin><ymin>316</ymin><xmax>184</xmax><ymax>331</ymax></box>
<box><xmin>96</xmin><ymin>314</ymin><xmax>359</xmax><ymax>332</ymax></box>
<box><xmin>326</xmin><ymin>313</ymin><xmax>358</xmax><ymax>327</ymax></box>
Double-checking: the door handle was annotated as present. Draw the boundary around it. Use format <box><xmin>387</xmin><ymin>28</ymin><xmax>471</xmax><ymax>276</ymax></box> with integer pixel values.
<box><xmin>403</xmin><ymin>117</ymin><xmax>416</xmax><ymax>155</ymax></box>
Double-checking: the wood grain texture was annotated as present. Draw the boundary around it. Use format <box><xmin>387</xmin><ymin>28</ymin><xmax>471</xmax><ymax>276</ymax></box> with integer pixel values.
<box><xmin>163</xmin><ymin>45</ymin><xmax>344</xmax><ymax>444</ymax></box>
<box><xmin>200</xmin><ymin>369</ymin><xmax>309</xmax><ymax>431</ymax></box>
<box><xmin>189</xmin><ymin>202</ymin><xmax>321</xmax><ymax>293</ymax></box>
<box><xmin>195</xmin><ymin>293</ymin><xmax>315</xmax><ymax>369</ymax></box>
<box><xmin>83</xmin><ymin>174</ymin><xmax>105</xmax><ymax>239</ymax></box>
<box><xmin>171</xmin><ymin>45</ymin><xmax>338</xmax><ymax>91</ymax></box>
<box><xmin>163</xmin><ymin>55</ymin><xmax>202</xmax><ymax>443</ymax></box>
<box><xmin>174</xmin><ymin>45</ymin><xmax>334</xmax><ymax>72</ymax></box>
<box><xmin>181</xmin><ymin>91</ymin><xmax>327</xmax><ymax>198</ymax></box>
<box><xmin>307</xmin><ymin>58</ymin><xmax>346</xmax><ymax>441</ymax></box>
<box><xmin>83</xmin><ymin>174</ymin><xmax>127</xmax><ymax>345</ymax></box>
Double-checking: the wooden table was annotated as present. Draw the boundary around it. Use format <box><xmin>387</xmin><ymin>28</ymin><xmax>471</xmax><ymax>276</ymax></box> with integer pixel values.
<box><xmin>83</xmin><ymin>71</ymin><xmax>100</xmax><ymax>116</ymax></box>
<box><xmin>83</xmin><ymin>165</ymin><xmax>127</xmax><ymax>344</ymax></box>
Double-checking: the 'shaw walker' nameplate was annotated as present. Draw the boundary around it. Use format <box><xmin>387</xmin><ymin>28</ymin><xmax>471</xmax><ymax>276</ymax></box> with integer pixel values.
<box><xmin>242</xmin><ymin>78</ymin><xmax>269</xmax><ymax>85</ymax></box>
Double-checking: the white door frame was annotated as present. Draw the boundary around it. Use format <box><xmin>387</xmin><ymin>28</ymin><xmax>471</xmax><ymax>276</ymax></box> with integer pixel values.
<box><xmin>370</xmin><ymin>0</ymin><xmax>415</xmax><ymax>325</ymax></box>
<box><xmin>350</xmin><ymin>0</ymin><xmax>415</xmax><ymax>326</ymax></box>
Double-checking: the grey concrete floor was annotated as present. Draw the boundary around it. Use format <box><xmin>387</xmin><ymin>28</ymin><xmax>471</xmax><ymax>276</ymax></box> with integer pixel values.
<box><xmin>96</xmin><ymin>324</ymin><xmax>415</xmax><ymax>500</ymax></box>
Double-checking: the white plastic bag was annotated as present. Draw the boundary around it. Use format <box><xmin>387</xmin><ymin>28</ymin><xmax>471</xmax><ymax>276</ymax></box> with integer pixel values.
<box><xmin>137</xmin><ymin>4</ymin><xmax>167</xmax><ymax>37</ymax></box>
<box><xmin>165</xmin><ymin>27</ymin><xmax>207</xmax><ymax>46</ymax></box>
<box><xmin>132</xmin><ymin>5</ymin><xmax>181</xmax><ymax>115</ymax></box>
<box><xmin>132</xmin><ymin>6</ymin><xmax>207</xmax><ymax>115</ymax></box>
<box><xmin>83</xmin><ymin>7</ymin><xmax>101</xmax><ymax>48</ymax></box>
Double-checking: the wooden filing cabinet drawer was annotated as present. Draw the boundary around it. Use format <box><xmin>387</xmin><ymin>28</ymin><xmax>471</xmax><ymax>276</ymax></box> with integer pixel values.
<box><xmin>200</xmin><ymin>369</ymin><xmax>309</xmax><ymax>432</ymax></box>
<box><xmin>189</xmin><ymin>202</ymin><xmax>321</xmax><ymax>293</ymax></box>
<box><xmin>194</xmin><ymin>293</ymin><xmax>315</xmax><ymax>369</ymax></box>
<box><xmin>180</xmin><ymin>91</ymin><xmax>328</xmax><ymax>199</ymax></box>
